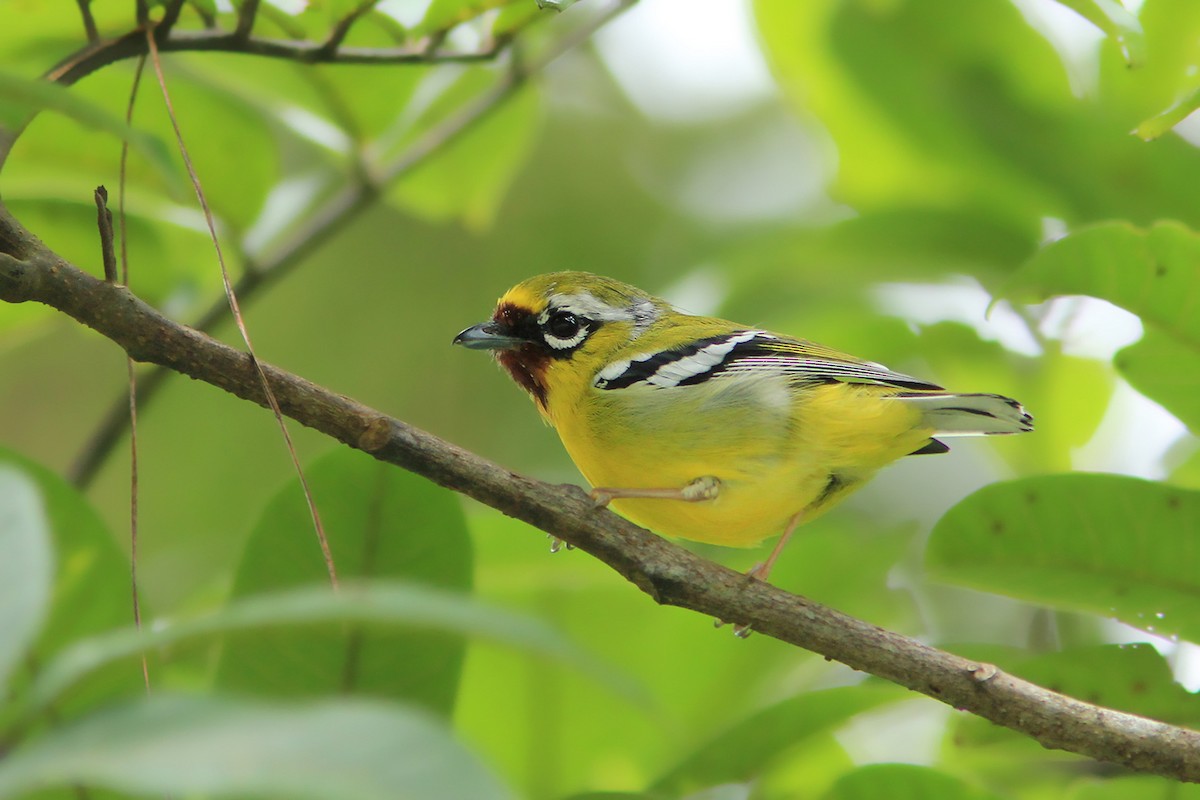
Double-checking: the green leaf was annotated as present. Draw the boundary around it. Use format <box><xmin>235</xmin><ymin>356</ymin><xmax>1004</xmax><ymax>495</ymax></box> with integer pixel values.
<box><xmin>0</xmin><ymin>462</ymin><xmax>52</xmax><ymax>692</ymax></box>
<box><xmin>1069</xmin><ymin>775</ymin><xmax>1200</xmax><ymax>799</ymax></box>
<box><xmin>822</xmin><ymin>764</ymin><xmax>1001</xmax><ymax>800</ymax></box>
<box><xmin>927</xmin><ymin>474</ymin><xmax>1200</xmax><ymax>643</ymax></box>
<box><xmin>23</xmin><ymin>581</ymin><xmax>624</xmax><ymax>725</ymax></box>
<box><xmin>216</xmin><ymin>450</ymin><xmax>473</xmax><ymax>714</ymax></box>
<box><xmin>1009</xmin><ymin>221</ymin><xmax>1200</xmax><ymax>348</ymax></box>
<box><xmin>650</xmin><ymin>685</ymin><xmax>905</xmax><ymax>796</ymax></box>
<box><xmin>1115</xmin><ymin>328</ymin><xmax>1200</xmax><ymax>431</ymax></box>
<box><xmin>0</xmin><ymin>70</ymin><xmax>178</xmax><ymax>189</ymax></box>
<box><xmin>1051</xmin><ymin>0</ymin><xmax>1145</xmax><ymax>67</ymax></box>
<box><xmin>0</xmin><ymin>694</ymin><xmax>512</xmax><ymax>800</ymax></box>
<box><xmin>0</xmin><ymin>449</ymin><xmax>145</xmax><ymax>722</ymax></box>
<box><xmin>1135</xmin><ymin>83</ymin><xmax>1200</xmax><ymax>140</ymax></box>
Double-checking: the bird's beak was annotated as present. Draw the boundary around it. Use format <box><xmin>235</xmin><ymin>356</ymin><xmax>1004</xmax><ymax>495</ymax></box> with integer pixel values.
<box><xmin>452</xmin><ymin>321</ymin><xmax>526</xmax><ymax>351</ymax></box>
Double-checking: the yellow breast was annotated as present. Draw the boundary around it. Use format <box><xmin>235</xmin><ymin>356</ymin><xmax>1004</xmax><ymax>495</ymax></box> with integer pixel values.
<box><xmin>543</xmin><ymin>362</ymin><xmax>933</xmax><ymax>548</ymax></box>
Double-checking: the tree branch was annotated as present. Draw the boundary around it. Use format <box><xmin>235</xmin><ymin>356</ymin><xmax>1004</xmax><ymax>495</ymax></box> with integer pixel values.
<box><xmin>1</xmin><ymin>216</ymin><xmax>1198</xmax><ymax>782</ymax></box>
<box><xmin>45</xmin><ymin>28</ymin><xmax>511</xmax><ymax>88</ymax></box>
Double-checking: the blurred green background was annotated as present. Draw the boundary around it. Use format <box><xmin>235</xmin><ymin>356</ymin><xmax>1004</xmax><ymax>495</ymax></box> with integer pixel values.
<box><xmin>2</xmin><ymin>0</ymin><xmax>1200</xmax><ymax>798</ymax></box>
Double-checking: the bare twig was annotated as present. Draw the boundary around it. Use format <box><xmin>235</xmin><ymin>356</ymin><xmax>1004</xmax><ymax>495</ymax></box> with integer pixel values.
<box><xmin>320</xmin><ymin>0</ymin><xmax>379</xmax><ymax>57</ymax></box>
<box><xmin>143</xmin><ymin>25</ymin><xmax>337</xmax><ymax>587</ymax></box>
<box><xmin>46</xmin><ymin>29</ymin><xmax>510</xmax><ymax>88</ymax></box>
<box><xmin>75</xmin><ymin>0</ymin><xmax>99</xmax><ymax>42</ymax></box>
<box><xmin>67</xmin><ymin>0</ymin><xmax>629</xmax><ymax>488</ymax></box>
<box><xmin>93</xmin><ymin>187</ymin><xmax>117</xmax><ymax>282</ymax></box>
<box><xmin>1</xmin><ymin>237</ymin><xmax>1198</xmax><ymax>781</ymax></box>
<box><xmin>234</xmin><ymin>0</ymin><xmax>262</xmax><ymax>40</ymax></box>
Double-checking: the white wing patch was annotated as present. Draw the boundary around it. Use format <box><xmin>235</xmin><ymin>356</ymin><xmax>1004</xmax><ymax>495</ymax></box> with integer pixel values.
<box><xmin>646</xmin><ymin>330</ymin><xmax>762</xmax><ymax>388</ymax></box>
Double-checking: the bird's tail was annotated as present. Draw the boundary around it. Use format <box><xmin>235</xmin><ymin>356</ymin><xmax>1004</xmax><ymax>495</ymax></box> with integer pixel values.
<box><xmin>893</xmin><ymin>392</ymin><xmax>1033</xmax><ymax>436</ymax></box>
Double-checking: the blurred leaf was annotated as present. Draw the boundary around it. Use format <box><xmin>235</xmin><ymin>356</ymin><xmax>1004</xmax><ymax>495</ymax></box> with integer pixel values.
<box><xmin>650</xmin><ymin>685</ymin><xmax>904</xmax><ymax>796</ymax></box>
<box><xmin>757</xmin><ymin>0</ymin><xmax>1070</xmax><ymax>220</ymax></box>
<box><xmin>0</xmin><ymin>461</ymin><xmax>52</xmax><ymax>692</ymax></box>
<box><xmin>1068</xmin><ymin>775</ymin><xmax>1200</xmax><ymax>799</ymax></box>
<box><xmin>1115</xmin><ymin>328</ymin><xmax>1200</xmax><ymax>432</ymax></box>
<box><xmin>0</xmin><ymin>449</ymin><xmax>144</xmax><ymax>721</ymax></box>
<box><xmin>0</xmin><ymin>694</ymin><xmax>512</xmax><ymax>799</ymax></box>
<box><xmin>0</xmin><ymin>70</ymin><xmax>178</xmax><ymax>188</ymax></box>
<box><xmin>24</xmin><ymin>581</ymin><xmax>625</xmax><ymax>723</ymax></box>
<box><xmin>822</xmin><ymin>763</ymin><xmax>1001</xmax><ymax>800</ymax></box>
<box><xmin>914</xmin><ymin>322</ymin><xmax>1111</xmax><ymax>473</ymax></box>
<box><xmin>1169</xmin><ymin>439</ymin><xmax>1200</xmax><ymax>490</ymax></box>
<box><xmin>759</xmin><ymin>0</ymin><xmax>1200</xmax><ymax>229</ymax></box>
<box><xmin>137</xmin><ymin>65</ymin><xmax>281</xmax><ymax>229</ymax></box>
<box><xmin>415</xmin><ymin>0</ymin><xmax>519</xmax><ymax>38</ymax></box>
<box><xmin>216</xmin><ymin>448</ymin><xmax>473</xmax><ymax>715</ymax></box>
<box><xmin>927</xmin><ymin>474</ymin><xmax>1200</xmax><ymax>643</ymax></box>
<box><xmin>387</xmin><ymin>78</ymin><xmax>540</xmax><ymax>230</ymax></box>
<box><xmin>1051</xmin><ymin>0</ymin><xmax>1145</xmax><ymax>66</ymax></box>
<box><xmin>1100</xmin><ymin>0</ymin><xmax>1200</xmax><ymax>133</ymax></box>
<box><xmin>1135</xmin><ymin>83</ymin><xmax>1200</xmax><ymax>140</ymax></box>
<box><xmin>1009</xmin><ymin>221</ymin><xmax>1200</xmax><ymax>347</ymax></box>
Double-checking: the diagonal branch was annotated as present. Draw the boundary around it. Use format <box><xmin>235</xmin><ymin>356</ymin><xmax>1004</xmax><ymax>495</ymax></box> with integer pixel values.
<box><xmin>0</xmin><ymin>226</ymin><xmax>1198</xmax><ymax>782</ymax></box>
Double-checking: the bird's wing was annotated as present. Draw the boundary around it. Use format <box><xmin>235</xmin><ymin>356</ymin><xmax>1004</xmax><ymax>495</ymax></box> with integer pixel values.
<box><xmin>594</xmin><ymin>329</ymin><xmax>943</xmax><ymax>392</ymax></box>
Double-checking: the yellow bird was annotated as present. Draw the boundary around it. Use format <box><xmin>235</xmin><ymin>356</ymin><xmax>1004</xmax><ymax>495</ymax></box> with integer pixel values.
<box><xmin>454</xmin><ymin>272</ymin><xmax>1031</xmax><ymax>584</ymax></box>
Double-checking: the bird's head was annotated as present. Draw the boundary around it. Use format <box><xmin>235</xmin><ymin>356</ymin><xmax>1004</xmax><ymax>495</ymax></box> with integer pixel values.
<box><xmin>453</xmin><ymin>272</ymin><xmax>666</xmax><ymax>412</ymax></box>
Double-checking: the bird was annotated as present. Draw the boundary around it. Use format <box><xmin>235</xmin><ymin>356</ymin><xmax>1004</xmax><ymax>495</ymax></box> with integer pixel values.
<box><xmin>454</xmin><ymin>271</ymin><xmax>1032</xmax><ymax>591</ymax></box>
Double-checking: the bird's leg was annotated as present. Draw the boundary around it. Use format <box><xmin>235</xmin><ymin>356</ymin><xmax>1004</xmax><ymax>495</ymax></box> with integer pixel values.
<box><xmin>589</xmin><ymin>475</ymin><xmax>721</xmax><ymax>507</ymax></box>
<box><xmin>718</xmin><ymin>509</ymin><xmax>805</xmax><ymax>638</ymax></box>
<box><xmin>747</xmin><ymin>509</ymin><xmax>805</xmax><ymax>584</ymax></box>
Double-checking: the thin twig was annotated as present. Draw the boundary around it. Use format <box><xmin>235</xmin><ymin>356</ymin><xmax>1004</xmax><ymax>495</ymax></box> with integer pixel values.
<box><xmin>143</xmin><ymin>25</ymin><xmax>338</xmax><ymax>587</ymax></box>
<box><xmin>158</xmin><ymin>0</ymin><xmax>186</xmax><ymax>35</ymax></box>
<box><xmin>67</xmin><ymin>0</ymin><xmax>626</xmax><ymax>488</ymax></box>
<box><xmin>319</xmin><ymin>0</ymin><xmax>379</xmax><ymax>57</ymax></box>
<box><xmin>1</xmin><ymin>239</ymin><xmax>1198</xmax><ymax>781</ymax></box>
<box><xmin>75</xmin><ymin>0</ymin><xmax>99</xmax><ymax>42</ymax></box>
<box><xmin>93</xmin><ymin>187</ymin><xmax>117</xmax><ymax>282</ymax></box>
<box><xmin>234</xmin><ymin>0</ymin><xmax>262</xmax><ymax>40</ymax></box>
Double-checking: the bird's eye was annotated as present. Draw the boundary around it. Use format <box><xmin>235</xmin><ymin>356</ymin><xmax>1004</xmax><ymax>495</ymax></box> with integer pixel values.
<box><xmin>546</xmin><ymin>311</ymin><xmax>580</xmax><ymax>339</ymax></box>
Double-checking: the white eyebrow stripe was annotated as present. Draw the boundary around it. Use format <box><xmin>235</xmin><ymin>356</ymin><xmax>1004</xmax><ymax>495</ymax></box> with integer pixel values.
<box><xmin>546</xmin><ymin>292</ymin><xmax>636</xmax><ymax>322</ymax></box>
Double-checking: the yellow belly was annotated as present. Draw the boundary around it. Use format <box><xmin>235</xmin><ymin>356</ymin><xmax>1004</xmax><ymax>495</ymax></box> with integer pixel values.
<box><xmin>547</xmin><ymin>378</ymin><xmax>934</xmax><ymax>548</ymax></box>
